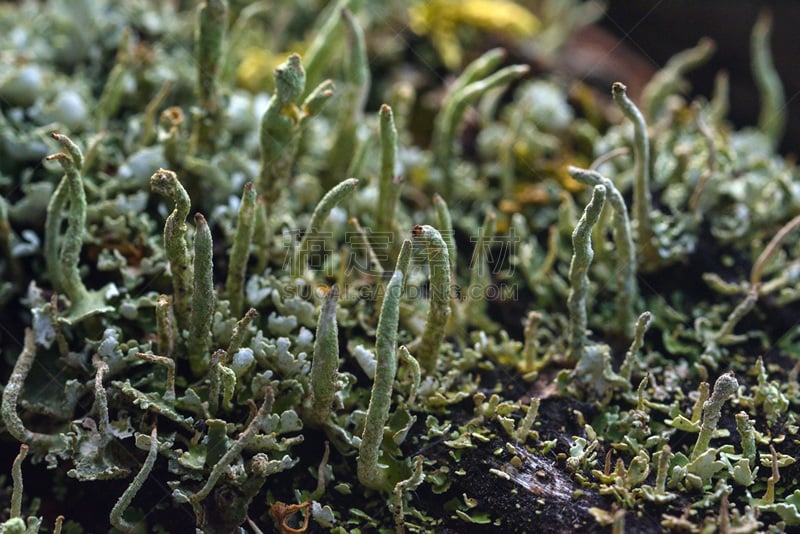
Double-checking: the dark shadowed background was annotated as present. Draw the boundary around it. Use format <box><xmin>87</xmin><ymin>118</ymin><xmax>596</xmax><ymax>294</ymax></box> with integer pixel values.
<box><xmin>600</xmin><ymin>0</ymin><xmax>800</xmax><ymax>154</ymax></box>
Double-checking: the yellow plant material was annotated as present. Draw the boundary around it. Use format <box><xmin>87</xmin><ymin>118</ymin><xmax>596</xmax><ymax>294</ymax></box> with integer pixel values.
<box><xmin>409</xmin><ymin>0</ymin><xmax>540</xmax><ymax>68</ymax></box>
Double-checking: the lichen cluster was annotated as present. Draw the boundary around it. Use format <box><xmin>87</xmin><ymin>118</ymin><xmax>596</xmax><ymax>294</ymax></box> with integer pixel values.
<box><xmin>1</xmin><ymin>1</ymin><xmax>800</xmax><ymax>533</ymax></box>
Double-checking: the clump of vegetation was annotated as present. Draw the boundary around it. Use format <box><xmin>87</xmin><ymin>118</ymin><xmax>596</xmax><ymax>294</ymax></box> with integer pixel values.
<box><xmin>1</xmin><ymin>1</ymin><xmax>799</xmax><ymax>532</ymax></box>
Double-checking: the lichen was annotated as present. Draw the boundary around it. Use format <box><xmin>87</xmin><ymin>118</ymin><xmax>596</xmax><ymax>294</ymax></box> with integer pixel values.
<box><xmin>1</xmin><ymin>1</ymin><xmax>799</xmax><ymax>532</ymax></box>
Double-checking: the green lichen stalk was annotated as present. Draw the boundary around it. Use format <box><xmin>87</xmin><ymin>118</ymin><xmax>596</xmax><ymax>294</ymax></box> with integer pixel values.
<box><xmin>155</xmin><ymin>295</ymin><xmax>176</xmax><ymax>358</ymax></box>
<box><xmin>258</xmin><ymin>54</ymin><xmax>307</xmax><ymax>205</ymax></box>
<box><xmin>150</xmin><ymin>169</ymin><xmax>194</xmax><ymax>330</ymax></box>
<box><xmin>691</xmin><ymin>372</ymin><xmax>739</xmax><ymax>460</ymax></box>
<box><xmin>188</xmin><ymin>213</ymin><xmax>214</xmax><ymax>376</ymax></box>
<box><xmin>308</xmin><ymin>285</ymin><xmax>340</xmax><ymax>427</ymax></box>
<box><xmin>432</xmin><ymin>194</ymin><xmax>456</xmax><ymax>272</ymax></box>
<box><xmin>434</xmin><ymin>59</ymin><xmax>529</xmax><ymax>194</ymax></box>
<box><xmin>751</xmin><ymin>11</ymin><xmax>785</xmax><ymax>149</ymax></box>
<box><xmin>226</xmin><ymin>182</ymin><xmax>257</xmax><ymax>318</ymax></box>
<box><xmin>611</xmin><ymin>82</ymin><xmax>657</xmax><ymax>266</ymax></box>
<box><xmin>358</xmin><ymin>268</ymin><xmax>404</xmax><ymax>490</ymax></box>
<box><xmin>619</xmin><ymin>311</ymin><xmax>652</xmax><ymax>382</ymax></box>
<box><xmin>324</xmin><ymin>8</ymin><xmax>369</xmax><ymax>182</ymax></box>
<box><xmin>640</xmin><ymin>38</ymin><xmax>715</xmax><ymax>120</ymax></box>
<box><xmin>110</xmin><ymin>427</ymin><xmax>158</xmax><ymax>533</ymax></box>
<box><xmin>1</xmin><ymin>329</ymin><xmax>59</xmax><ymax>451</ymax></box>
<box><xmin>568</xmin><ymin>166</ymin><xmax>636</xmax><ymax>335</ymax></box>
<box><xmin>377</xmin><ymin>104</ymin><xmax>401</xmax><ymax>247</ymax></box>
<box><xmin>412</xmin><ymin>225</ymin><xmax>452</xmax><ymax>374</ymax></box>
<box><xmin>192</xmin><ymin>0</ymin><xmax>228</xmax><ymax>155</ymax></box>
<box><xmin>293</xmin><ymin>178</ymin><xmax>359</xmax><ymax>276</ymax></box>
<box><xmin>302</xmin><ymin>0</ymin><xmax>352</xmax><ymax>94</ymax></box>
<box><xmin>45</xmin><ymin>134</ymin><xmax>111</xmax><ymax>322</ymax></box>
<box><xmin>566</xmin><ymin>185</ymin><xmax>606</xmax><ymax>362</ymax></box>
<box><xmin>11</xmin><ymin>443</ymin><xmax>27</xmax><ymax>519</ymax></box>
<box><xmin>465</xmin><ymin>210</ymin><xmax>496</xmax><ymax>321</ymax></box>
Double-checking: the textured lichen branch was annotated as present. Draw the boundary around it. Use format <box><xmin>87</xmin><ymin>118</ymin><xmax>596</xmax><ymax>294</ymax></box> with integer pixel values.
<box><xmin>324</xmin><ymin>8</ymin><xmax>369</xmax><ymax>182</ymax></box>
<box><xmin>611</xmin><ymin>83</ymin><xmax>658</xmax><ymax>266</ymax></box>
<box><xmin>11</xmin><ymin>443</ymin><xmax>28</xmax><ymax>519</ymax></box>
<box><xmin>376</xmin><ymin>104</ymin><xmax>402</xmax><ymax>251</ymax></box>
<box><xmin>412</xmin><ymin>225</ymin><xmax>452</xmax><ymax>374</ymax></box>
<box><xmin>188</xmin><ymin>213</ymin><xmax>214</xmax><ymax>376</ymax></box>
<box><xmin>1</xmin><ymin>329</ymin><xmax>59</xmax><ymax>450</ymax></box>
<box><xmin>566</xmin><ymin>185</ymin><xmax>606</xmax><ymax>362</ymax></box>
<box><xmin>92</xmin><ymin>358</ymin><xmax>111</xmax><ymax>450</ymax></box>
<box><xmin>619</xmin><ymin>311</ymin><xmax>652</xmax><ymax>382</ymax></box>
<box><xmin>45</xmin><ymin>134</ymin><xmax>100</xmax><ymax>315</ymax></box>
<box><xmin>691</xmin><ymin>372</ymin><xmax>738</xmax><ymax>460</ymax></box>
<box><xmin>568</xmin><ymin>166</ymin><xmax>636</xmax><ymax>335</ymax></box>
<box><xmin>358</xmin><ymin>266</ymin><xmax>405</xmax><ymax>490</ymax></box>
<box><xmin>227</xmin><ymin>307</ymin><xmax>258</xmax><ymax>356</ymax></box>
<box><xmin>150</xmin><ymin>169</ymin><xmax>193</xmax><ymax>330</ymax></box>
<box><xmin>392</xmin><ymin>455</ymin><xmax>424</xmax><ymax>534</ymax></box>
<box><xmin>155</xmin><ymin>294</ymin><xmax>176</xmax><ymax>358</ymax></box>
<box><xmin>191</xmin><ymin>0</ymin><xmax>228</xmax><ymax>155</ymax></box>
<box><xmin>258</xmin><ymin>68</ymin><xmax>300</xmax><ymax>191</ymax></box>
<box><xmin>110</xmin><ymin>427</ymin><xmax>158</xmax><ymax>533</ymax></box>
<box><xmin>135</xmin><ymin>352</ymin><xmax>176</xmax><ymax>405</ymax></box>
<box><xmin>688</xmin><ymin>103</ymin><xmax>719</xmax><ymax>213</ymax></box>
<box><xmin>226</xmin><ymin>182</ymin><xmax>257</xmax><ymax>318</ymax></box>
<box><xmin>640</xmin><ymin>37</ymin><xmax>715</xmax><ymax>120</ymax></box>
<box><xmin>302</xmin><ymin>0</ymin><xmax>352</xmax><ymax>93</ymax></box>
<box><xmin>307</xmin><ymin>285</ymin><xmax>340</xmax><ymax>427</ymax></box>
<box><xmin>751</xmin><ymin>11</ymin><xmax>785</xmax><ymax>149</ymax></box>
<box><xmin>293</xmin><ymin>178</ymin><xmax>359</xmax><ymax>275</ymax></box>
<box><xmin>750</xmin><ymin>212</ymin><xmax>800</xmax><ymax>287</ymax></box>
<box><xmin>189</xmin><ymin>387</ymin><xmax>275</xmax><ymax>503</ymax></box>
<box><xmin>434</xmin><ymin>59</ymin><xmax>529</xmax><ymax>194</ymax></box>
<box><xmin>192</xmin><ymin>0</ymin><xmax>228</xmax><ymax>153</ymax></box>
<box><xmin>432</xmin><ymin>194</ymin><xmax>456</xmax><ymax>272</ymax></box>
